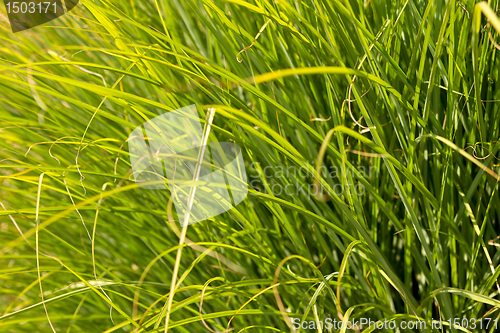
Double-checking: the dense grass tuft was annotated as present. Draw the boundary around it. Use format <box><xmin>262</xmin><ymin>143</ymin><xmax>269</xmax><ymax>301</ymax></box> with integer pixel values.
<box><xmin>1</xmin><ymin>0</ymin><xmax>500</xmax><ymax>332</ymax></box>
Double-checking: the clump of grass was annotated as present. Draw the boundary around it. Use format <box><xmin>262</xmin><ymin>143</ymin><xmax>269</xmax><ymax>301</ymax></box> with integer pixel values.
<box><xmin>1</xmin><ymin>0</ymin><xmax>500</xmax><ymax>332</ymax></box>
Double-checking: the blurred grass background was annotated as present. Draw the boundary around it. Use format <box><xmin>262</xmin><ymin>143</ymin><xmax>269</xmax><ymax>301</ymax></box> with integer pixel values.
<box><xmin>1</xmin><ymin>0</ymin><xmax>500</xmax><ymax>332</ymax></box>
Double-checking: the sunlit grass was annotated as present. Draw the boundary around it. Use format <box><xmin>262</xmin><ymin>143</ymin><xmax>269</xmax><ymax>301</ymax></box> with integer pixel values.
<box><xmin>1</xmin><ymin>0</ymin><xmax>500</xmax><ymax>332</ymax></box>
